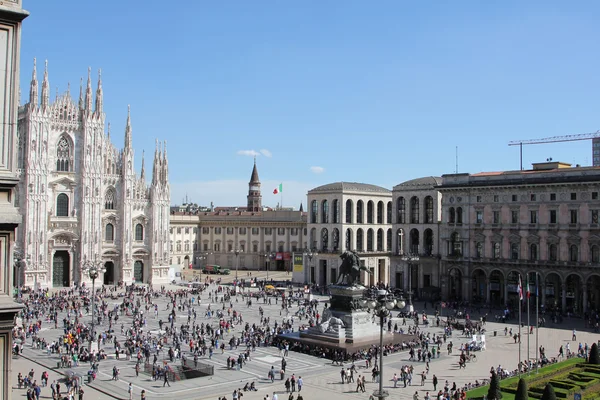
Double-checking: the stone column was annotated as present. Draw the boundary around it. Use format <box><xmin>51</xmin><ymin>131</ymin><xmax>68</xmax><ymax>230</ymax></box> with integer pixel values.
<box><xmin>561</xmin><ymin>284</ymin><xmax>567</xmax><ymax>311</ymax></box>
<box><xmin>582</xmin><ymin>285</ymin><xmax>588</xmax><ymax>314</ymax></box>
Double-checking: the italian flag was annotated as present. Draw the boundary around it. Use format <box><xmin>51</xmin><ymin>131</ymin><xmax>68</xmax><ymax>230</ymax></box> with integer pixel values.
<box><xmin>526</xmin><ymin>278</ymin><xmax>531</xmax><ymax>299</ymax></box>
<box><xmin>273</xmin><ymin>183</ymin><xmax>283</xmax><ymax>194</ymax></box>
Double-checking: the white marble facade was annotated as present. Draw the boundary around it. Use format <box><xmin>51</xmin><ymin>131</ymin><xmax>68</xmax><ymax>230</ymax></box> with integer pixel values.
<box><xmin>15</xmin><ymin>60</ymin><xmax>171</xmax><ymax>288</ymax></box>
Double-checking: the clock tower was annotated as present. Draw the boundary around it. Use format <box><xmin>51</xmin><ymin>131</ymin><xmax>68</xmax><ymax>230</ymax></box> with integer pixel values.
<box><xmin>247</xmin><ymin>158</ymin><xmax>262</xmax><ymax>211</ymax></box>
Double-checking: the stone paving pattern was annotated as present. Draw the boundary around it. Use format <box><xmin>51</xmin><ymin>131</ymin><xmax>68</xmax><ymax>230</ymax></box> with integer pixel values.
<box><xmin>10</xmin><ymin>271</ymin><xmax>600</xmax><ymax>400</ymax></box>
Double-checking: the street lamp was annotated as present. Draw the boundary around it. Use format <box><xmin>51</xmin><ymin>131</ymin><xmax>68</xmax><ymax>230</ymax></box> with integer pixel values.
<box><xmin>303</xmin><ymin>248</ymin><xmax>318</xmax><ymax>284</ymax></box>
<box><xmin>400</xmin><ymin>253</ymin><xmax>419</xmax><ymax>313</ymax></box>
<box><xmin>263</xmin><ymin>252</ymin><xmax>275</xmax><ymax>280</ymax></box>
<box><xmin>232</xmin><ymin>248</ymin><xmax>243</xmax><ymax>281</ymax></box>
<box><xmin>359</xmin><ymin>289</ymin><xmax>405</xmax><ymax>400</ymax></box>
<box><xmin>84</xmin><ymin>256</ymin><xmax>105</xmax><ymax>352</ymax></box>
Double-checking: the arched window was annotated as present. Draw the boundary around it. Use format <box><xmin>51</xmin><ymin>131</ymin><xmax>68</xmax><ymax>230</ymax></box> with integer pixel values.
<box><xmin>510</xmin><ymin>243</ymin><xmax>519</xmax><ymax>260</ymax></box>
<box><xmin>321</xmin><ymin>200</ymin><xmax>329</xmax><ymax>223</ymax></box>
<box><xmin>386</xmin><ymin>228</ymin><xmax>392</xmax><ymax>251</ymax></box>
<box><xmin>367</xmin><ymin>201</ymin><xmax>374</xmax><ymax>224</ymax></box>
<box><xmin>345</xmin><ymin>228</ymin><xmax>353</xmax><ymax>251</ymax></box>
<box><xmin>56</xmin><ymin>136</ymin><xmax>72</xmax><ymax>172</ymax></box>
<box><xmin>376</xmin><ymin>229</ymin><xmax>384</xmax><ymax>251</ymax></box>
<box><xmin>424</xmin><ymin>196</ymin><xmax>434</xmax><ymax>224</ymax></box>
<box><xmin>530</xmin><ymin>243</ymin><xmax>538</xmax><ymax>261</ymax></box>
<box><xmin>56</xmin><ymin>193</ymin><xmax>69</xmax><ymax>217</ymax></box>
<box><xmin>387</xmin><ymin>201</ymin><xmax>392</xmax><ymax>224</ymax></box>
<box><xmin>105</xmin><ymin>223</ymin><xmax>114</xmax><ymax>241</ymax></box>
<box><xmin>332</xmin><ymin>228</ymin><xmax>339</xmax><ymax>251</ymax></box>
<box><xmin>449</xmin><ymin>207</ymin><xmax>456</xmax><ymax>223</ymax></box>
<box><xmin>409</xmin><ymin>228</ymin><xmax>420</xmax><ymax>254</ymax></box>
<box><xmin>345</xmin><ymin>200</ymin><xmax>353</xmax><ymax>223</ymax></box>
<box><xmin>424</xmin><ymin>229</ymin><xmax>433</xmax><ymax>255</ymax></box>
<box><xmin>105</xmin><ymin>189</ymin><xmax>115</xmax><ymax>210</ymax></box>
<box><xmin>569</xmin><ymin>245</ymin><xmax>579</xmax><ymax>262</ymax></box>
<box><xmin>367</xmin><ymin>229</ymin><xmax>374</xmax><ymax>251</ymax></box>
<box><xmin>356</xmin><ymin>200</ymin><xmax>364</xmax><ymax>224</ymax></box>
<box><xmin>311</xmin><ymin>200</ymin><xmax>318</xmax><ymax>223</ymax></box>
<box><xmin>356</xmin><ymin>229</ymin><xmax>364</xmax><ymax>251</ymax></box>
<box><xmin>591</xmin><ymin>245</ymin><xmax>600</xmax><ymax>263</ymax></box>
<box><xmin>456</xmin><ymin>207</ymin><xmax>463</xmax><ymax>224</ymax></box>
<box><xmin>548</xmin><ymin>244</ymin><xmax>558</xmax><ymax>261</ymax></box>
<box><xmin>397</xmin><ymin>197</ymin><xmax>406</xmax><ymax>223</ymax></box>
<box><xmin>135</xmin><ymin>224</ymin><xmax>144</xmax><ymax>241</ymax></box>
<box><xmin>332</xmin><ymin>199</ymin><xmax>339</xmax><ymax>223</ymax></box>
<box><xmin>410</xmin><ymin>197</ymin><xmax>419</xmax><ymax>224</ymax></box>
<box><xmin>321</xmin><ymin>228</ymin><xmax>328</xmax><ymax>251</ymax></box>
<box><xmin>377</xmin><ymin>201</ymin><xmax>384</xmax><ymax>224</ymax></box>
<box><xmin>310</xmin><ymin>228</ymin><xmax>317</xmax><ymax>249</ymax></box>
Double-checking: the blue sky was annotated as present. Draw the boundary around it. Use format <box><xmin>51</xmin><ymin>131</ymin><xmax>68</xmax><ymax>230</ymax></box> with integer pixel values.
<box><xmin>20</xmin><ymin>1</ymin><xmax>600</xmax><ymax>208</ymax></box>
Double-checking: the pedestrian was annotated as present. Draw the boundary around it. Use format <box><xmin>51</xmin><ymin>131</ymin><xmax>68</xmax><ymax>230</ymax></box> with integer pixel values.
<box><xmin>572</xmin><ymin>329</ymin><xmax>577</xmax><ymax>341</ymax></box>
<box><xmin>128</xmin><ymin>382</ymin><xmax>133</xmax><ymax>400</ymax></box>
<box><xmin>141</xmin><ymin>389</ymin><xmax>146</xmax><ymax>400</ymax></box>
<box><xmin>79</xmin><ymin>387</ymin><xmax>84</xmax><ymax>400</ymax></box>
<box><xmin>433</xmin><ymin>374</ymin><xmax>438</xmax><ymax>391</ymax></box>
<box><xmin>297</xmin><ymin>376</ymin><xmax>303</xmax><ymax>392</ymax></box>
<box><xmin>413</xmin><ymin>391</ymin><xmax>419</xmax><ymax>400</ymax></box>
<box><xmin>163</xmin><ymin>373</ymin><xmax>170</xmax><ymax>387</ymax></box>
<box><xmin>393</xmin><ymin>373</ymin><xmax>398</xmax><ymax>388</ymax></box>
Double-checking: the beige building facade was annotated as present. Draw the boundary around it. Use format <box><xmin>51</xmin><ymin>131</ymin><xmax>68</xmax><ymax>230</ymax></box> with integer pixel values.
<box><xmin>438</xmin><ymin>161</ymin><xmax>600</xmax><ymax>314</ymax></box>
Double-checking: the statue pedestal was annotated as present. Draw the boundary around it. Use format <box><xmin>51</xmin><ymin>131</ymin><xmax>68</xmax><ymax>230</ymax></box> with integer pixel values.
<box><xmin>300</xmin><ymin>285</ymin><xmax>380</xmax><ymax>344</ymax></box>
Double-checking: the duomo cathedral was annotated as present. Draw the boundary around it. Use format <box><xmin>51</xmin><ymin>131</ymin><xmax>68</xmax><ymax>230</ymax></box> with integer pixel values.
<box><xmin>15</xmin><ymin>59</ymin><xmax>171</xmax><ymax>288</ymax></box>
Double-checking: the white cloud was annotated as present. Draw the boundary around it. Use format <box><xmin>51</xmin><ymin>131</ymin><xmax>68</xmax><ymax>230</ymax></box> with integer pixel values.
<box><xmin>237</xmin><ymin>150</ymin><xmax>260</xmax><ymax>157</ymax></box>
<box><xmin>310</xmin><ymin>166</ymin><xmax>325</xmax><ymax>174</ymax></box>
<box><xmin>260</xmin><ymin>149</ymin><xmax>272</xmax><ymax>158</ymax></box>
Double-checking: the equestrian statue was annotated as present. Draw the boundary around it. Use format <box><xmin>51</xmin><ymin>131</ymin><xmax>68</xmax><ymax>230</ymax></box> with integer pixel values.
<box><xmin>336</xmin><ymin>250</ymin><xmax>370</xmax><ymax>286</ymax></box>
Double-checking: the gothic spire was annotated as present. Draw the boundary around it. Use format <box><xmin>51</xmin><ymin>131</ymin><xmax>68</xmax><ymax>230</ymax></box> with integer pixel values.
<box><xmin>29</xmin><ymin>58</ymin><xmax>38</xmax><ymax>107</ymax></box>
<box><xmin>85</xmin><ymin>66</ymin><xmax>92</xmax><ymax>112</ymax></box>
<box><xmin>141</xmin><ymin>150</ymin><xmax>146</xmax><ymax>181</ymax></box>
<box><xmin>124</xmin><ymin>105</ymin><xmax>132</xmax><ymax>150</ymax></box>
<box><xmin>299</xmin><ymin>202</ymin><xmax>304</xmax><ymax>212</ymax></box>
<box><xmin>95</xmin><ymin>68</ymin><xmax>103</xmax><ymax>115</ymax></box>
<box><xmin>40</xmin><ymin>60</ymin><xmax>50</xmax><ymax>110</ymax></box>
<box><xmin>162</xmin><ymin>140</ymin><xmax>168</xmax><ymax>183</ymax></box>
<box><xmin>78</xmin><ymin>77</ymin><xmax>83</xmax><ymax>109</ymax></box>
<box><xmin>152</xmin><ymin>138</ymin><xmax>159</xmax><ymax>185</ymax></box>
<box><xmin>107</xmin><ymin>122</ymin><xmax>111</xmax><ymax>140</ymax></box>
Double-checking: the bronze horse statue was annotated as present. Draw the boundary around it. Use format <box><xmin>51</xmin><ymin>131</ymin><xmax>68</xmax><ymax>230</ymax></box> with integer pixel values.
<box><xmin>336</xmin><ymin>250</ymin><xmax>370</xmax><ymax>286</ymax></box>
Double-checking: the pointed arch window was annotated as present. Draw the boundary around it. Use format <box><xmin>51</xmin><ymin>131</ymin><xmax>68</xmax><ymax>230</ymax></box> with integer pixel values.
<box><xmin>56</xmin><ymin>193</ymin><xmax>69</xmax><ymax>217</ymax></box>
<box><xmin>56</xmin><ymin>136</ymin><xmax>72</xmax><ymax>172</ymax></box>
<box><xmin>135</xmin><ymin>223</ymin><xmax>144</xmax><ymax>241</ymax></box>
<box><xmin>105</xmin><ymin>223</ymin><xmax>114</xmax><ymax>241</ymax></box>
<box><xmin>105</xmin><ymin>189</ymin><xmax>115</xmax><ymax>210</ymax></box>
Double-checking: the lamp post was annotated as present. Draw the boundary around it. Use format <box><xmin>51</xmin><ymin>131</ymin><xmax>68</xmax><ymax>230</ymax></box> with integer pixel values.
<box><xmin>232</xmin><ymin>248</ymin><xmax>243</xmax><ymax>281</ymax></box>
<box><xmin>263</xmin><ymin>252</ymin><xmax>274</xmax><ymax>280</ymax></box>
<box><xmin>359</xmin><ymin>289</ymin><xmax>405</xmax><ymax>400</ymax></box>
<box><xmin>400</xmin><ymin>253</ymin><xmax>419</xmax><ymax>313</ymax></box>
<box><xmin>303</xmin><ymin>248</ymin><xmax>318</xmax><ymax>284</ymax></box>
<box><xmin>84</xmin><ymin>256</ymin><xmax>105</xmax><ymax>352</ymax></box>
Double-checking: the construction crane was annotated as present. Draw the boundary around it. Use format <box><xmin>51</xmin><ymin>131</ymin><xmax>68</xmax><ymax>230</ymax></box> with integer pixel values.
<box><xmin>508</xmin><ymin>130</ymin><xmax>600</xmax><ymax>170</ymax></box>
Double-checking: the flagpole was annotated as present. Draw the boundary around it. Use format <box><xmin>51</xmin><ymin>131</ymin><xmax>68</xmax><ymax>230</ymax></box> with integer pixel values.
<box><xmin>536</xmin><ymin>272</ymin><xmax>539</xmax><ymax>374</ymax></box>
<box><xmin>519</xmin><ymin>274</ymin><xmax>522</xmax><ymax>377</ymax></box>
<box><xmin>527</xmin><ymin>274</ymin><xmax>530</xmax><ymax>375</ymax></box>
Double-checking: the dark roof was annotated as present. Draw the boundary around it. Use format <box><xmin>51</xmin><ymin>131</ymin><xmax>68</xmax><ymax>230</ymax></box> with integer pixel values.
<box><xmin>393</xmin><ymin>176</ymin><xmax>442</xmax><ymax>190</ymax></box>
<box><xmin>250</xmin><ymin>160</ymin><xmax>260</xmax><ymax>183</ymax></box>
<box><xmin>309</xmin><ymin>182</ymin><xmax>391</xmax><ymax>194</ymax></box>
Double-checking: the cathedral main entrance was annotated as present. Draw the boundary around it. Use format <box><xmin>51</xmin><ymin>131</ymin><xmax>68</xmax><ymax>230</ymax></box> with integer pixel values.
<box><xmin>134</xmin><ymin>261</ymin><xmax>143</xmax><ymax>283</ymax></box>
<box><xmin>52</xmin><ymin>251</ymin><xmax>70</xmax><ymax>287</ymax></box>
<box><xmin>104</xmin><ymin>261</ymin><xmax>114</xmax><ymax>285</ymax></box>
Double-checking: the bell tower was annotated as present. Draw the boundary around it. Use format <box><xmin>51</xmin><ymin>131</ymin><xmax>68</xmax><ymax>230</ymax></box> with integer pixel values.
<box><xmin>247</xmin><ymin>158</ymin><xmax>262</xmax><ymax>211</ymax></box>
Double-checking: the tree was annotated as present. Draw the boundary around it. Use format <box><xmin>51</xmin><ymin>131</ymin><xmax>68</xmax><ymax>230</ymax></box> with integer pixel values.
<box><xmin>515</xmin><ymin>378</ymin><xmax>529</xmax><ymax>400</ymax></box>
<box><xmin>540</xmin><ymin>383</ymin><xmax>556</xmax><ymax>400</ymax></box>
<box><xmin>487</xmin><ymin>370</ymin><xmax>503</xmax><ymax>400</ymax></box>
<box><xmin>589</xmin><ymin>343</ymin><xmax>600</xmax><ymax>364</ymax></box>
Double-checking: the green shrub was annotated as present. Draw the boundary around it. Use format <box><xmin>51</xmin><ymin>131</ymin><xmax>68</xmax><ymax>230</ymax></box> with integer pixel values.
<box><xmin>540</xmin><ymin>384</ymin><xmax>557</xmax><ymax>400</ymax></box>
<box><xmin>487</xmin><ymin>371</ymin><xmax>503</xmax><ymax>400</ymax></box>
<box><xmin>515</xmin><ymin>378</ymin><xmax>529</xmax><ymax>400</ymax></box>
<box><xmin>589</xmin><ymin>343</ymin><xmax>600</xmax><ymax>365</ymax></box>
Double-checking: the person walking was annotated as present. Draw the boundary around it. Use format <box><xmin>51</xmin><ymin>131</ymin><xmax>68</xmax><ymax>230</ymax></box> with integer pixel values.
<box><xmin>163</xmin><ymin>372</ymin><xmax>170</xmax><ymax>387</ymax></box>
<box><xmin>141</xmin><ymin>389</ymin><xmax>146</xmax><ymax>400</ymax></box>
<box><xmin>297</xmin><ymin>376</ymin><xmax>303</xmax><ymax>392</ymax></box>
<box><xmin>128</xmin><ymin>383</ymin><xmax>133</xmax><ymax>400</ymax></box>
<box><xmin>433</xmin><ymin>374</ymin><xmax>438</xmax><ymax>391</ymax></box>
